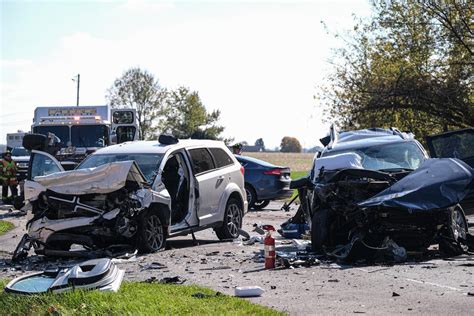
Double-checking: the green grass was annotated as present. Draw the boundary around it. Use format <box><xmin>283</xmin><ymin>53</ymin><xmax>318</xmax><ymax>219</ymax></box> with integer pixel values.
<box><xmin>289</xmin><ymin>171</ymin><xmax>309</xmax><ymax>201</ymax></box>
<box><xmin>0</xmin><ymin>220</ymin><xmax>14</xmax><ymax>236</ymax></box>
<box><xmin>0</xmin><ymin>280</ymin><xmax>283</xmax><ymax>315</ymax></box>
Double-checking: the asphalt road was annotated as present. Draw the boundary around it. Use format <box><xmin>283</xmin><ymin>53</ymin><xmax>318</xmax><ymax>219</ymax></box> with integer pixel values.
<box><xmin>1</xmin><ymin>202</ymin><xmax>473</xmax><ymax>314</ymax></box>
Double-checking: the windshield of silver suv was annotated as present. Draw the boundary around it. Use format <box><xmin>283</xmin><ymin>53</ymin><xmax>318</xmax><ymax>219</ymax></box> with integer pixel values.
<box><xmin>322</xmin><ymin>141</ymin><xmax>425</xmax><ymax>171</ymax></box>
<box><xmin>78</xmin><ymin>153</ymin><xmax>164</xmax><ymax>182</ymax></box>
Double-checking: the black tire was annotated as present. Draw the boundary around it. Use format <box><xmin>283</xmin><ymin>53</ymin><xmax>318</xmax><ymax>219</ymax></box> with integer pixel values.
<box><xmin>214</xmin><ymin>198</ymin><xmax>243</xmax><ymax>240</ymax></box>
<box><xmin>245</xmin><ymin>184</ymin><xmax>256</xmax><ymax>208</ymax></box>
<box><xmin>253</xmin><ymin>200</ymin><xmax>270</xmax><ymax>210</ymax></box>
<box><xmin>439</xmin><ymin>205</ymin><xmax>468</xmax><ymax>257</ymax></box>
<box><xmin>311</xmin><ymin>208</ymin><xmax>330</xmax><ymax>252</ymax></box>
<box><xmin>137</xmin><ymin>209</ymin><xmax>166</xmax><ymax>253</ymax></box>
<box><xmin>13</xmin><ymin>195</ymin><xmax>25</xmax><ymax>211</ymax></box>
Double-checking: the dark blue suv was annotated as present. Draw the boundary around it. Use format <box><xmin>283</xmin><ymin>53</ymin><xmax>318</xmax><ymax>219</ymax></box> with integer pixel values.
<box><xmin>235</xmin><ymin>155</ymin><xmax>293</xmax><ymax>209</ymax></box>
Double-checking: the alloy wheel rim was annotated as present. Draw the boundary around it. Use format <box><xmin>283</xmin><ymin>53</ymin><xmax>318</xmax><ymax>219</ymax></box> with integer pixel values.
<box><xmin>245</xmin><ymin>188</ymin><xmax>252</xmax><ymax>204</ymax></box>
<box><xmin>146</xmin><ymin>215</ymin><xmax>163</xmax><ymax>250</ymax></box>
<box><xmin>227</xmin><ymin>204</ymin><xmax>241</xmax><ymax>236</ymax></box>
<box><xmin>453</xmin><ymin>209</ymin><xmax>466</xmax><ymax>240</ymax></box>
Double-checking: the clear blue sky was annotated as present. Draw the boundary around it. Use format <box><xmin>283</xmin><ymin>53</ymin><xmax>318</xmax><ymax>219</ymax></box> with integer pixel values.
<box><xmin>1</xmin><ymin>0</ymin><xmax>371</xmax><ymax>149</ymax></box>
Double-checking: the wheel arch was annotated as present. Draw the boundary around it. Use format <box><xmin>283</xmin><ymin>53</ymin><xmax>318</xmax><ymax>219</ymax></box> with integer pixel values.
<box><xmin>218</xmin><ymin>183</ymin><xmax>247</xmax><ymax>221</ymax></box>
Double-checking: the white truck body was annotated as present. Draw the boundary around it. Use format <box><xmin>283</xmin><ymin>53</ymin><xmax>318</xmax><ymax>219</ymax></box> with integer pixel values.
<box><xmin>6</xmin><ymin>131</ymin><xmax>27</xmax><ymax>149</ymax></box>
<box><xmin>30</xmin><ymin>105</ymin><xmax>139</xmax><ymax>167</ymax></box>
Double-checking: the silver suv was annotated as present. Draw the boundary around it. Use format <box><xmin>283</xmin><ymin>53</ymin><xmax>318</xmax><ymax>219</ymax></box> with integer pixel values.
<box><xmin>18</xmin><ymin>135</ymin><xmax>247</xmax><ymax>258</ymax></box>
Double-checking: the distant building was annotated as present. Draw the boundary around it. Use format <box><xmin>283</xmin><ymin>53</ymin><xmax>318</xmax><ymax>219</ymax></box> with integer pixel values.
<box><xmin>242</xmin><ymin>145</ymin><xmax>264</xmax><ymax>152</ymax></box>
<box><xmin>227</xmin><ymin>144</ymin><xmax>264</xmax><ymax>153</ymax></box>
<box><xmin>6</xmin><ymin>130</ymin><xmax>26</xmax><ymax>149</ymax></box>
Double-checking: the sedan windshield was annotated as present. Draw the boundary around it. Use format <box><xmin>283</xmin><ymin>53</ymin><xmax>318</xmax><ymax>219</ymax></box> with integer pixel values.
<box><xmin>78</xmin><ymin>153</ymin><xmax>164</xmax><ymax>183</ymax></box>
<box><xmin>323</xmin><ymin>142</ymin><xmax>426</xmax><ymax>171</ymax></box>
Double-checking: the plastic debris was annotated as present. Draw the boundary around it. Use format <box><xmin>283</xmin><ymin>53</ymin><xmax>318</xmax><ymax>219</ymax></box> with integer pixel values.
<box><xmin>235</xmin><ymin>286</ymin><xmax>264</xmax><ymax>297</ymax></box>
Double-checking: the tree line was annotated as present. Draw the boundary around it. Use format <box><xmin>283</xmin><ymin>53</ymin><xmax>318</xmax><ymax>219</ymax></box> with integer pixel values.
<box><xmin>318</xmin><ymin>1</ymin><xmax>472</xmax><ymax>139</ymax></box>
<box><xmin>107</xmin><ymin>67</ymin><xmax>305</xmax><ymax>152</ymax></box>
<box><xmin>106</xmin><ymin>67</ymin><xmax>224</xmax><ymax>141</ymax></box>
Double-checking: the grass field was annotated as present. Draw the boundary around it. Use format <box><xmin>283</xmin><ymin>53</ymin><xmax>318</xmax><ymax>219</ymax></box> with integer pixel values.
<box><xmin>0</xmin><ymin>280</ymin><xmax>283</xmax><ymax>315</ymax></box>
<box><xmin>243</xmin><ymin>152</ymin><xmax>314</xmax><ymax>172</ymax></box>
<box><xmin>0</xmin><ymin>220</ymin><xmax>14</xmax><ymax>236</ymax></box>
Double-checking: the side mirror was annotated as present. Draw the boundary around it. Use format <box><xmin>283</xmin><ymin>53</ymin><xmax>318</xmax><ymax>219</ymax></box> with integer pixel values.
<box><xmin>22</xmin><ymin>134</ymin><xmax>48</xmax><ymax>151</ymax></box>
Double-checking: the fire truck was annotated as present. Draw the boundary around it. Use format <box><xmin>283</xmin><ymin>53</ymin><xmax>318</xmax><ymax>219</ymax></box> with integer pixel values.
<box><xmin>30</xmin><ymin>105</ymin><xmax>138</xmax><ymax>168</ymax></box>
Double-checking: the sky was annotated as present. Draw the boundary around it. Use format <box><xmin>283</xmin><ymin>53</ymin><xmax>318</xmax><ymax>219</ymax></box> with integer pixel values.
<box><xmin>0</xmin><ymin>0</ymin><xmax>371</xmax><ymax>150</ymax></box>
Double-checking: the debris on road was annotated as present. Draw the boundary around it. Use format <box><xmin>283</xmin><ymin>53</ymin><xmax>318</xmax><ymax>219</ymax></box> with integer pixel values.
<box><xmin>192</xmin><ymin>291</ymin><xmax>223</xmax><ymax>299</ymax></box>
<box><xmin>4</xmin><ymin>258</ymin><xmax>124</xmax><ymax>294</ymax></box>
<box><xmin>235</xmin><ymin>285</ymin><xmax>264</xmax><ymax>297</ymax></box>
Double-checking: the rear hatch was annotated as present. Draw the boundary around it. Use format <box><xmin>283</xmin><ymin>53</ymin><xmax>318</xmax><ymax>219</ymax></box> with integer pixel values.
<box><xmin>426</xmin><ymin>128</ymin><xmax>474</xmax><ymax>213</ymax></box>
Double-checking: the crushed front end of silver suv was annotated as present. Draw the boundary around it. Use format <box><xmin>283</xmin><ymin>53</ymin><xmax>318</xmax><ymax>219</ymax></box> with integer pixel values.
<box><xmin>13</xmin><ymin>161</ymin><xmax>171</xmax><ymax>261</ymax></box>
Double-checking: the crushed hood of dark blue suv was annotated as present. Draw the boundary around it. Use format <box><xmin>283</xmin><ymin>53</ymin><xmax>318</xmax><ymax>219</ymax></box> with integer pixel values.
<box><xmin>358</xmin><ymin>158</ymin><xmax>474</xmax><ymax>211</ymax></box>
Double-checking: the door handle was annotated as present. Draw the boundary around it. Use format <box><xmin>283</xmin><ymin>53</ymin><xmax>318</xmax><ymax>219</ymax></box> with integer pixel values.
<box><xmin>215</xmin><ymin>177</ymin><xmax>224</xmax><ymax>188</ymax></box>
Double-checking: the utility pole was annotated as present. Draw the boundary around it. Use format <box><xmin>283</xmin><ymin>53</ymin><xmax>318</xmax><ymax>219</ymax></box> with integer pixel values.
<box><xmin>75</xmin><ymin>74</ymin><xmax>80</xmax><ymax>106</ymax></box>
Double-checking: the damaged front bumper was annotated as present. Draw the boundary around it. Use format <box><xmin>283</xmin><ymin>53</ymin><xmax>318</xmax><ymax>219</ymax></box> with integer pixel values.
<box><xmin>302</xmin><ymin>158</ymin><xmax>474</xmax><ymax>261</ymax></box>
<box><xmin>14</xmin><ymin>161</ymin><xmax>171</xmax><ymax>261</ymax></box>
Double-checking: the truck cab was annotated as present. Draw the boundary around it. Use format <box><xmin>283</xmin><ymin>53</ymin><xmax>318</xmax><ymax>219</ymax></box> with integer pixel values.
<box><xmin>31</xmin><ymin>106</ymin><xmax>139</xmax><ymax>166</ymax></box>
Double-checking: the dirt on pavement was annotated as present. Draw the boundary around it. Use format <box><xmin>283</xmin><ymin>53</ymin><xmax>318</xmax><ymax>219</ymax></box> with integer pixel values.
<box><xmin>1</xmin><ymin>202</ymin><xmax>473</xmax><ymax>315</ymax></box>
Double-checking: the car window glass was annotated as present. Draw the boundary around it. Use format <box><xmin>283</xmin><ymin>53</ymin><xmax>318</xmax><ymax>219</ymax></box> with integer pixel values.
<box><xmin>209</xmin><ymin>148</ymin><xmax>233</xmax><ymax>168</ymax></box>
<box><xmin>188</xmin><ymin>148</ymin><xmax>215</xmax><ymax>174</ymax></box>
<box><xmin>116</xmin><ymin>126</ymin><xmax>136</xmax><ymax>143</ymax></box>
<box><xmin>113</xmin><ymin>111</ymin><xmax>134</xmax><ymax>124</ymax></box>
<box><xmin>430</xmin><ymin>131</ymin><xmax>474</xmax><ymax>160</ymax></box>
<box><xmin>31</xmin><ymin>154</ymin><xmax>62</xmax><ymax>178</ymax></box>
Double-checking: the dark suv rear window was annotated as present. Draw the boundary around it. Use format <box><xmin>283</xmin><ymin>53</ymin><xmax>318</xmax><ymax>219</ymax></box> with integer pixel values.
<box><xmin>209</xmin><ymin>148</ymin><xmax>233</xmax><ymax>168</ymax></box>
<box><xmin>188</xmin><ymin>148</ymin><xmax>215</xmax><ymax>174</ymax></box>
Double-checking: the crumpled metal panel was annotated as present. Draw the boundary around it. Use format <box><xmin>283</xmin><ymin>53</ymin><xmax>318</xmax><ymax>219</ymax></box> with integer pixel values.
<box><xmin>34</xmin><ymin>161</ymin><xmax>146</xmax><ymax>195</ymax></box>
<box><xmin>358</xmin><ymin>158</ymin><xmax>474</xmax><ymax>211</ymax></box>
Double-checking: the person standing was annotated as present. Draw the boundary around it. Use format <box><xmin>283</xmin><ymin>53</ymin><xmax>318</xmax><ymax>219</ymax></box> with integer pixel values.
<box><xmin>232</xmin><ymin>143</ymin><xmax>243</xmax><ymax>155</ymax></box>
<box><xmin>1</xmin><ymin>151</ymin><xmax>18</xmax><ymax>203</ymax></box>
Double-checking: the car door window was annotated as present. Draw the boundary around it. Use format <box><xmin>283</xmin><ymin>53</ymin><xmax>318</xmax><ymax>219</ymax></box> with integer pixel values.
<box><xmin>209</xmin><ymin>148</ymin><xmax>233</xmax><ymax>168</ymax></box>
<box><xmin>188</xmin><ymin>148</ymin><xmax>215</xmax><ymax>175</ymax></box>
<box><xmin>30</xmin><ymin>153</ymin><xmax>62</xmax><ymax>178</ymax></box>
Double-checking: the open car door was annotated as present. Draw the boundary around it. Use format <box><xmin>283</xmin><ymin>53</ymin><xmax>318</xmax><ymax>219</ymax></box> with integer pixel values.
<box><xmin>24</xmin><ymin>150</ymin><xmax>65</xmax><ymax>201</ymax></box>
<box><xmin>426</xmin><ymin>128</ymin><xmax>474</xmax><ymax>214</ymax></box>
<box><xmin>426</xmin><ymin>128</ymin><xmax>474</xmax><ymax>167</ymax></box>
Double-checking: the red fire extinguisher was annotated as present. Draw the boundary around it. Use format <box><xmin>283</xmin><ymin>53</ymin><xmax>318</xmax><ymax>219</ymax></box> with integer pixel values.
<box><xmin>264</xmin><ymin>228</ymin><xmax>276</xmax><ymax>269</ymax></box>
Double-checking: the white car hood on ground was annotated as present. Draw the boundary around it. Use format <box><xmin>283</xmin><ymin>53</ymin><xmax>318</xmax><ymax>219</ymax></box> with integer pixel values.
<box><xmin>34</xmin><ymin>161</ymin><xmax>147</xmax><ymax>195</ymax></box>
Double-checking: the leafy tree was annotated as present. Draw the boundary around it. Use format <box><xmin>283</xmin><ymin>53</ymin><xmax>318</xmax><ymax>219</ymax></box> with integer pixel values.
<box><xmin>255</xmin><ymin>138</ymin><xmax>265</xmax><ymax>150</ymax></box>
<box><xmin>280</xmin><ymin>136</ymin><xmax>302</xmax><ymax>153</ymax></box>
<box><xmin>106</xmin><ymin>67</ymin><xmax>165</xmax><ymax>140</ymax></box>
<box><xmin>160</xmin><ymin>87</ymin><xmax>225</xmax><ymax>140</ymax></box>
<box><xmin>318</xmin><ymin>1</ymin><xmax>473</xmax><ymax>139</ymax></box>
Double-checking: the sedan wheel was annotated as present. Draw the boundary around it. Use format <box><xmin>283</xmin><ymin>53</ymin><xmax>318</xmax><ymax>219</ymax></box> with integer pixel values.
<box><xmin>253</xmin><ymin>200</ymin><xmax>270</xmax><ymax>210</ymax></box>
<box><xmin>245</xmin><ymin>184</ymin><xmax>256</xmax><ymax>208</ymax></box>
